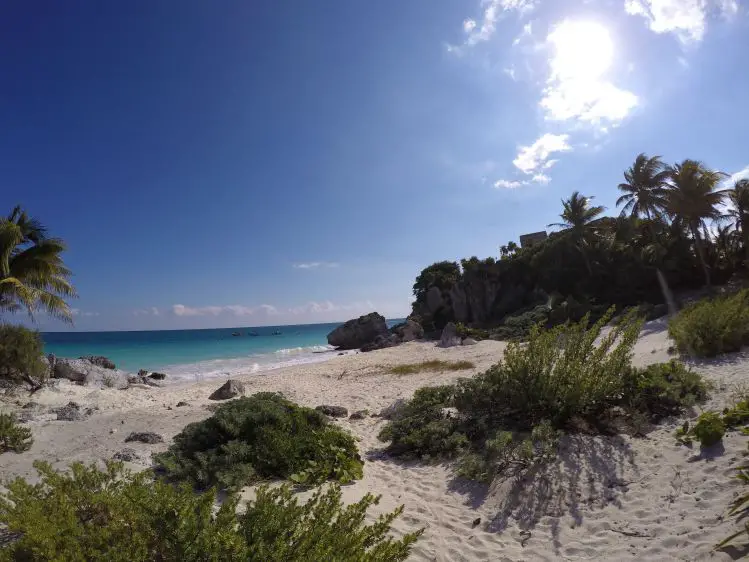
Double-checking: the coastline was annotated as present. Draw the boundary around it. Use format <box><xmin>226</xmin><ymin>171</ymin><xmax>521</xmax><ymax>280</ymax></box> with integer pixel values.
<box><xmin>1</xmin><ymin>324</ymin><xmax>747</xmax><ymax>560</ymax></box>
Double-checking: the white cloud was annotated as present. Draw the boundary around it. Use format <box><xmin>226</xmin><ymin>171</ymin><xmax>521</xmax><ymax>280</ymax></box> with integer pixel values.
<box><xmin>289</xmin><ymin>300</ymin><xmax>376</xmax><ymax>315</ymax></box>
<box><xmin>513</xmin><ymin>133</ymin><xmax>571</xmax><ymax>174</ymax></box>
<box><xmin>452</xmin><ymin>0</ymin><xmax>537</xmax><ymax>49</ymax></box>
<box><xmin>625</xmin><ymin>0</ymin><xmax>738</xmax><ymax>43</ymax></box>
<box><xmin>541</xmin><ymin>20</ymin><xmax>638</xmax><ymax>125</ymax></box>
<box><xmin>494</xmin><ymin>179</ymin><xmax>524</xmax><ymax>189</ymax></box>
<box><xmin>729</xmin><ymin>165</ymin><xmax>749</xmax><ymax>184</ymax></box>
<box><xmin>292</xmin><ymin>262</ymin><xmax>339</xmax><ymax>270</ymax></box>
<box><xmin>70</xmin><ymin>308</ymin><xmax>99</xmax><ymax>317</ymax></box>
<box><xmin>513</xmin><ymin>21</ymin><xmax>533</xmax><ymax>45</ymax></box>
<box><xmin>133</xmin><ymin>307</ymin><xmax>160</xmax><ymax>317</ymax></box>
<box><xmin>493</xmin><ymin>173</ymin><xmax>552</xmax><ymax>189</ymax></box>
<box><xmin>532</xmin><ymin>173</ymin><xmax>551</xmax><ymax>184</ymax></box>
<box><xmin>171</xmin><ymin>301</ymin><xmax>376</xmax><ymax>319</ymax></box>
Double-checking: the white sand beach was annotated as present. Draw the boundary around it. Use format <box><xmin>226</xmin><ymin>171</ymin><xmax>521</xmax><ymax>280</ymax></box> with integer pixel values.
<box><xmin>2</xmin><ymin>319</ymin><xmax>748</xmax><ymax>561</ymax></box>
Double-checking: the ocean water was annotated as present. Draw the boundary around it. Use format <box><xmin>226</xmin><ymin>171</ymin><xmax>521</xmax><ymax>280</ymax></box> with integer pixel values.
<box><xmin>42</xmin><ymin>320</ymin><xmax>405</xmax><ymax>383</ymax></box>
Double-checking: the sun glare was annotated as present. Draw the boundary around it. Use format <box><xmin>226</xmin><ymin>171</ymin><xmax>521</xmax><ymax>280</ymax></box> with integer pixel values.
<box><xmin>548</xmin><ymin>20</ymin><xmax>613</xmax><ymax>81</ymax></box>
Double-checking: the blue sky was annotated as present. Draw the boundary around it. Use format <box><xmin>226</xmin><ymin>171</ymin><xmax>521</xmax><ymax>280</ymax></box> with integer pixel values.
<box><xmin>2</xmin><ymin>0</ymin><xmax>748</xmax><ymax>331</ymax></box>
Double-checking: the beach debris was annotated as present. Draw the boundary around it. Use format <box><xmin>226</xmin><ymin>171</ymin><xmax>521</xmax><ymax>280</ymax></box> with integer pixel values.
<box><xmin>79</xmin><ymin>355</ymin><xmax>116</xmax><ymax>369</ymax></box>
<box><xmin>349</xmin><ymin>410</ymin><xmax>369</xmax><ymax>420</ymax></box>
<box><xmin>209</xmin><ymin>379</ymin><xmax>245</xmax><ymax>401</ymax></box>
<box><xmin>379</xmin><ymin>398</ymin><xmax>407</xmax><ymax>420</ymax></box>
<box><xmin>53</xmin><ymin>402</ymin><xmax>86</xmax><ymax>422</ymax></box>
<box><xmin>439</xmin><ymin>323</ymin><xmax>462</xmax><ymax>348</ymax></box>
<box><xmin>315</xmin><ymin>405</ymin><xmax>348</xmax><ymax>418</ymax></box>
<box><xmin>176</xmin><ymin>401</ymin><xmax>189</xmax><ymax>407</ymax></box>
<box><xmin>112</xmin><ymin>448</ymin><xmax>142</xmax><ymax>462</ymax></box>
<box><xmin>125</xmin><ymin>432</ymin><xmax>163</xmax><ymax>444</ymax></box>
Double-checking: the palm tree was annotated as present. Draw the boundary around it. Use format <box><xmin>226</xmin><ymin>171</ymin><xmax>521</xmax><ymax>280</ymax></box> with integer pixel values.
<box><xmin>616</xmin><ymin>153</ymin><xmax>669</xmax><ymax>221</ymax></box>
<box><xmin>664</xmin><ymin>160</ymin><xmax>728</xmax><ymax>286</ymax></box>
<box><xmin>548</xmin><ymin>191</ymin><xmax>606</xmax><ymax>240</ymax></box>
<box><xmin>0</xmin><ymin>206</ymin><xmax>76</xmax><ymax>322</ymax></box>
<box><xmin>727</xmin><ymin>179</ymin><xmax>749</xmax><ymax>267</ymax></box>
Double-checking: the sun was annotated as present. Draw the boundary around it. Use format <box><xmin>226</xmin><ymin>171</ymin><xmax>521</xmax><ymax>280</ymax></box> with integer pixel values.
<box><xmin>548</xmin><ymin>20</ymin><xmax>614</xmax><ymax>81</ymax></box>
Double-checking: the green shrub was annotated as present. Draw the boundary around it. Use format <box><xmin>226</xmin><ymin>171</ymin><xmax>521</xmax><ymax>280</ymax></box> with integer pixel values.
<box><xmin>723</xmin><ymin>397</ymin><xmax>749</xmax><ymax>429</ymax></box>
<box><xmin>0</xmin><ymin>413</ymin><xmax>32</xmax><ymax>453</ymax></box>
<box><xmin>155</xmin><ymin>392</ymin><xmax>363</xmax><ymax>490</ymax></box>
<box><xmin>0</xmin><ymin>460</ymin><xmax>421</xmax><ymax>561</ymax></box>
<box><xmin>621</xmin><ymin>360</ymin><xmax>709</xmax><ymax>420</ymax></box>
<box><xmin>389</xmin><ymin>360</ymin><xmax>474</xmax><ymax>375</ymax></box>
<box><xmin>490</xmin><ymin>304</ymin><xmax>549</xmax><ymax>341</ymax></box>
<box><xmin>718</xmin><ymin>441</ymin><xmax>749</xmax><ymax>550</ymax></box>
<box><xmin>455</xmin><ymin>323</ymin><xmax>489</xmax><ymax>340</ymax></box>
<box><xmin>668</xmin><ymin>289</ymin><xmax>749</xmax><ymax>357</ymax></box>
<box><xmin>380</xmin><ymin>311</ymin><xmax>654</xmax><ymax>479</ymax></box>
<box><xmin>0</xmin><ymin>324</ymin><xmax>48</xmax><ymax>388</ymax></box>
<box><xmin>675</xmin><ymin>411</ymin><xmax>726</xmax><ymax>447</ymax></box>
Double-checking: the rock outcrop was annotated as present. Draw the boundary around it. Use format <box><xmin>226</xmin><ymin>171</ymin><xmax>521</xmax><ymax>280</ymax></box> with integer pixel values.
<box><xmin>390</xmin><ymin>319</ymin><xmax>424</xmax><ymax>343</ymax></box>
<box><xmin>327</xmin><ymin>312</ymin><xmax>389</xmax><ymax>350</ymax></box>
<box><xmin>51</xmin><ymin>358</ymin><xmax>130</xmax><ymax>389</ymax></box>
<box><xmin>439</xmin><ymin>323</ymin><xmax>462</xmax><ymax>348</ymax></box>
<box><xmin>79</xmin><ymin>355</ymin><xmax>116</xmax><ymax>369</ymax></box>
<box><xmin>209</xmin><ymin>379</ymin><xmax>245</xmax><ymax>400</ymax></box>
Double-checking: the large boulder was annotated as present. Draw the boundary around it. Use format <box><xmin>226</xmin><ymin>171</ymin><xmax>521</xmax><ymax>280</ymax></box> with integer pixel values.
<box><xmin>327</xmin><ymin>312</ymin><xmax>389</xmax><ymax>350</ymax></box>
<box><xmin>361</xmin><ymin>334</ymin><xmax>399</xmax><ymax>353</ymax></box>
<box><xmin>390</xmin><ymin>319</ymin><xmax>424</xmax><ymax>343</ymax></box>
<box><xmin>51</xmin><ymin>358</ymin><xmax>130</xmax><ymax>389</ymax></box>
<box><xmin>209</xmin><ymin>379</ymin><xmax>245</xmax><ymax>400</ymax></box>
<box><xmin>439</xmin><ymin>322</ymin><xmax>462</xmax><ymax>348</ymax></box>
<box><xmin>80</xmin><ymin>355</ymin><xmax>116</xmax><ymax>369</ymax></box>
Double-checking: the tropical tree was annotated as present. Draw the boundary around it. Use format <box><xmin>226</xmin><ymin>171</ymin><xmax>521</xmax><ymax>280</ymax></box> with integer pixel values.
<box><xmin>500</xmin><ymin>241</ymin><xmax>519</xmax><ymax>259</ymax></box>
<box><xmin>548</xmin><ymin>191</ymin><xmax>606</xmax><ymax>240</ymax></box>
<box><xmin>728</xmin><ymin>179</ymin><xmax>749</xmax><ymax>268</ymax></box>
<box><xmin>616</xmin><ymin>153</ymin><xmax>669</xmax><ymax>221</ymax></box>
<box><xmin>664</xmin><ymin>160</ymin><xmax>728</xmax><ymax>286</ymax></box>
<box><xmin>0</xmin><ymin>206</ymin><xmax>76</xmax><ymax>321</ymax></box>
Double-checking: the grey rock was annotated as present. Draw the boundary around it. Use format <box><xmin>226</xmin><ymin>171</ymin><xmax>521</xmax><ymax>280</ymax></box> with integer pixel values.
<box><xmin>176</xmin><ymin>401</ymin><xmax>189</xmax><ymax>407</ymax></box>
<box><xmin>52</xmin><ymin>358</ymin><xmax>130</xmax><ymax>389</ymax></box>
<box><xmin>112</xmin><ymin>448</ymin><xmax>142</xmax><ymax>462</ymax></box>
<box><xmin>349</xmin><ymin>410</ymin><xmax>368</xmax><ymax>420</ymax></box>
<box><xmin>148</xmin><ymin>372</ymin><xmax>167</xmax><ymax>380</ymax></box>
<box><xmin>125</xmin><ymin>432</ymin><xmax>163</xmax><ymax>444</ymax></box>
<box><xmin>361</xmin><ymin>334</ymin><xmax>399</xmax><ymax>353</ymax></box>
<box><xmin>439</xmin><ymin>323</ymin><xmax>461</xmax><ymax>348</ymax></box>
<box><xmin>379</xmin><ymin>398</ymin><xmax>407</xmax><ymax>421</ymax></box>
<box><xmin>138</xmin><ymin>369</ymin><xmax>149</xmax><ymax>378</ymax></box>
<box><xmin>462</xmin><ymin>337</ymin><xmax>478</xmax><ymax>346</ymax></box>
<box><xmin>52</xmin><ymin>359</ymin><xmax>86</xmax><ymax>382</ymax></box>
<box><xmin>54</xmin><ymin>401</ymin><xmax>85</xmax><ymax>422</ymax></box>
<box><xmin>327</xmin><ymin>312</ymin><xmax>389</xmax><ymax>350</ymax></box>
<box><xmin>390</xmin><ymin>319</ymin><xmax>424</xmax><ymax>343</ymax></box>
<box><xmin>209</xmin><ymin>379</ymin><xmax>245</xmax><ymax>401</ymax></box>
<box><xmin>316</xmin><ymin>405</ymin><xmax>348</xmax><ymax>418</ymax></box>
<box><xmin>80</xmin><ymin>355</ymin><xmax>116</xmax><ymax>369</ymax></box>
<box><xmin>426</xmin><ymin>286</ymin><xmax>444</xmax><ymax>315</ymax></box>
<box><xmin>449</xmin><ymin>284</ymin><xmax>469</xmax><ymax>323</ymax></box>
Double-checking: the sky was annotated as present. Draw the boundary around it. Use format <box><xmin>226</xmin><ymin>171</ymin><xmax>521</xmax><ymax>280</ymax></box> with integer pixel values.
<box><xmin>2</xmin><ymin>0</ymin><xmax>749</xmax><ymax>331</ymax></box>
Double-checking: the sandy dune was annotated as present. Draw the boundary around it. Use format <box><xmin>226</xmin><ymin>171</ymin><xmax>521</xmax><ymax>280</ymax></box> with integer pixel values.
<box><xmin>2</xmin><ymin>318</ymin><xmax>748</xmax><ymax>560</ymax></box>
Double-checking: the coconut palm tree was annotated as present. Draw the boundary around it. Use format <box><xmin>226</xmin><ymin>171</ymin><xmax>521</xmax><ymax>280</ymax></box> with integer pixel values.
<box><xmin>548</xmin><ymin>191</ymin><xmax>606</xmax><ymax>240</ymax></box>
<box><xmin>616</xmin><ymin>153</ymin><xmax>669</xmax><ymax>221</ymax></box>
<box><xmin>727</xmin><ymin>179</ymin><xmax>749</xmax><ymax>267</ymax></box>
<box><xmin>664</xmin><ymin>160</ymin><xmax>728</xmax><ymax>286</ymax></box>
<box><xmin>0</xmin><ymin>207</ymin><xmax>76</xmax><ymax>322</ymax></box>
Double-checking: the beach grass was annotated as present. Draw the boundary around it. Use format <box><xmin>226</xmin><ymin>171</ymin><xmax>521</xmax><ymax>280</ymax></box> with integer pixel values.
<box><xmin>389</xmin><ymin>360</ymin><xmax>474</xmax><ymax>375</ymax></box>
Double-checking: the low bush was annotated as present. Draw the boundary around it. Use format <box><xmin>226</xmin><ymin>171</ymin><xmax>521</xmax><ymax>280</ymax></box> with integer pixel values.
<box><xmin>668</xmin><ymin>289</ymin><xmax>749</xmax><ymax>357</ymax></box>
<box><xmin>718</xmin><ymin>441</ymin><xmax>749</xmax><ymax>550</ymax></box>
<box><xmin>621</xmin><ymin>360</ymin><xmax>709</xmax><ymax>421</ymax></box>
<box><xmin>0</xmin><ymin>460</ymin><xmax>421</xmax><ymax>561</ymax></box>
<box><xmin>389</xmin><ymin>360</ymin><xmax>474</xmax><ymax>376</ymax></box>
<box><xmin>155</xmin><ymin>392</ymin><xmax>363</xmax><ymax>490</ymax></box>
<box><xmin>723</xmin><ymin>396</ymin><xmax>749</xmax><ymax>429</ymax></box>
<box><xmin>489</xmin><ymin>304</ymin><xmax>549</xmax><ymax>341</ymax></box>
<box><xmin>379</xmin><ymin>311</ymin><xmax>710</xmax><ymax>482</ymax></box>
<box><xmin>675</xmin><ymin>411</ymin><xmax>726</xmax><ymax>447</ymax></box>
<box><xmin>0</xmin><ymin>324</ymin><xmax>48</xmax><ymax>388</ymax></box>
<box><xmin>455</xmin><ymin>323</ymin><xmax>489</xmax><ymax>340</ymax></box>
<box><xmin>0</xmin><ymin>413</ymin><xmax>32</xmax><ymax>454</ymax></box>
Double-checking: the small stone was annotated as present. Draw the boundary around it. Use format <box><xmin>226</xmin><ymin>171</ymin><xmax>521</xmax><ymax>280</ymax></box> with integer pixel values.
<box><xmin>349</xmin><ymin>410</ymin><xmax>369</xmax><ymax>420</ymax></box>
<box><xmin>124</xmin><ymin>432</ymin><xmax>164</xmax><ymax>444</ymax></box>
<box><xmin>149</xmin><ymin>372</ymin><xmax>167</xmax><ymax>381</ymax></box>
<box><xmin>315</xmin><ymin>405</ymin><xmax>348</xmax><ymax>418</ymax></box>
<box><xmin>110</xmin><ymin>428</ymin><xmax>117</xmax><ymax>434</ymax></box>
<box><xmin>472</xmin><ymin>517</ymin><xmax>481</xmax><ymax>528</ymax></box>
<box><xmin>176</xmin><ymin>401</ymin><xmax>189</xmax><ymax>407</ymax></box>
<box><xmin>112</xmin><ymin>448</ymin><xmax>141</xmax><ymax>462</ymax></box>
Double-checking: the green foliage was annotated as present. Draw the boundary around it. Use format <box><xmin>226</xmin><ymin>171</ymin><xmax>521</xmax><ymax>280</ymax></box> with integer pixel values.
<box><xmin>0</xmin><ymin>413</ymin><xmax>32</xmax><ymax>453</ymax></box>
<box><xmin>718</xmin><ymin>440</ymin><xmax>749</xmax><ymax>550</ymax></box>
<box><xmin>389</xmin><ymin>360</ymin><xmax>474</xmax><ymax>375</ymax></box>
<box><xmin>0</xmin><ymin>460</ymin><xmax>421</xmax><ymax>562</ymax></box>
<box><xmin>490</xmin><ymin>305</ymin><xmax>549</xmax><ymax>341</ymax></box>
<box><xmin>155</xmin><ymin>393</ymin><xmax>363</xmax><ymax>491</ymax></box>
<box><xmin>675</xmin><ymin>411</ymin><xmax>725</xmax><ymax>447</ymax></box>
<box><xmin>668</xmin><ymin>289</ymin><xmax>749</xmax><ymax>357</ymax></box>
<box><xmin>722</xmin><ymin>396</ymin><xmax>749</xmax><ymax>429</ymax></box>
<box><xmin>0</xmin><ymin>206</ymin><xmax>76</xmax><ymax>322</ymax></box>
<box><xmin>0</xmin><ymin>324</ymin><xmax>48</xmax><ymax>387</ymax></box>
<box><xmin>455</xmin><ymin>323</ymin><xmax>489</xmax><ymax>340</ymax></box>
<box><xmin>621</xmin><ymin>360</ymin><xmax>709</xmax><ymax>420</ymax></box>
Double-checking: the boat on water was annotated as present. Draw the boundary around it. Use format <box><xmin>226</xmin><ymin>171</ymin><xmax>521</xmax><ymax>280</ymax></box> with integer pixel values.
<box><xmin>249</xmin><ymin>331</ymin><xmax>259</xmax><ymax>337</ymax></box>
<box><xmin>272</xmin><ymin>330</ymin><xmax>282</xmax><ymax>336</ymax></box>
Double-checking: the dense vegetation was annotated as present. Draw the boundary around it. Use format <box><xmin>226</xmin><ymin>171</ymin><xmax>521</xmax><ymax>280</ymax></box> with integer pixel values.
<box><xmin>411</xmin><ymin>156</ymin><xmax>748</xmax><ymax>335</ymax></box>
<box><xmin>155</xmin><ymin>393</ymin><xmax>364</xmax><ymax>490</ymax></box>
<box><xmin>0</xmin><ymin>324</ymin><xmax>48</xmax><ymax>388</ymax></box>
<box><xmin>378</xmin><ymin>313</ymin><xmax>708</xmax><ymax>481</ymax></box>
<box><xmin>0</xmin><ymin>413</ymin><xmax>33</xmax><ymax>454</ymax></box>
<box><xmin>668</xmin><ymin>289</ymin><xmax>749</xmax><ymax>357</ymax></box>
<box><xmin>0</xmin><ymin>461</ymin><xmax>421</xmax><ymax>561</ymax></box>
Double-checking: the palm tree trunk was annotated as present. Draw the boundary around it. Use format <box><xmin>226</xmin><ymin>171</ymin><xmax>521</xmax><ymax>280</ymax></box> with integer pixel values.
<box><xmin>691</xmin><ymin>224</ymin><xmax>711</xmax><ymax>287</ymax></box>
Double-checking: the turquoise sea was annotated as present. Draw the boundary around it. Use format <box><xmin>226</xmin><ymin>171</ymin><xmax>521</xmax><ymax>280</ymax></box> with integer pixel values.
<box><xmin>42</xmin><ymin>320</ymin><xmax>404</xmax><ymax>383</ymax></box>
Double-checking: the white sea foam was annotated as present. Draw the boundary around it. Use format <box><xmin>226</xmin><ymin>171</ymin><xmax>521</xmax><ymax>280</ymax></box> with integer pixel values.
<box><xmin>160</xmin><ymin>346</ymin><xmax>340</xmax><ymax>383</ymax></box>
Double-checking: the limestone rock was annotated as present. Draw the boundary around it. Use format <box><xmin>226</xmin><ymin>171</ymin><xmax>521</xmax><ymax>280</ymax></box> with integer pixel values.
<box><xmin>125</xmin><ymin>432</ymin><xmax>163</xmax><ymax>444</ymax></box>
<box><xmin>54</xmin><ymin>402</ymin><xmax>85</xmax><ymax>422</ymax></box>
<box><xmin>462</xmin><ymin>337</ymin><xmax>478</xmax><ymax>346</ymax></box>
<box><xmin>327</xmin><ymin>312</ymin><xmax>389</xmax><ymax>350</ymax></box>
<box><xmin>112</xmin><ymin>448</ymin><xmax>142</xmax><ymax>462</ymax></box>
<box><xmin>315</xmin><ymin>405</ymin><xmax>348</xmax><ymax>418</ymax></box>
<box><xmin>379</xmin><ymin>398</ymin><xmax>407</xmax><ymax>421</ymax></box>
<box><xmin>148</xmin><ymin>372</ymin><xmax>167</xmax><ymax>380</ymax></box>
<box><xmin>390</xmin><ymin>319</ymin><xmax>424</xmax><ymax>343</ymax></box>
<box><xmin>209</xmin><ymin>379</ymin><xmax>245</xmax><ymax>401</ymax></box>
<box><xmin>80</xmin><ymin>355</ymin><xmax>116</xmax><ymax>369</ymax></box>
<box><xmin>439</xmin><ymin>323</ymin><xmax>461</xmax><ymax>348</ymax></box>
